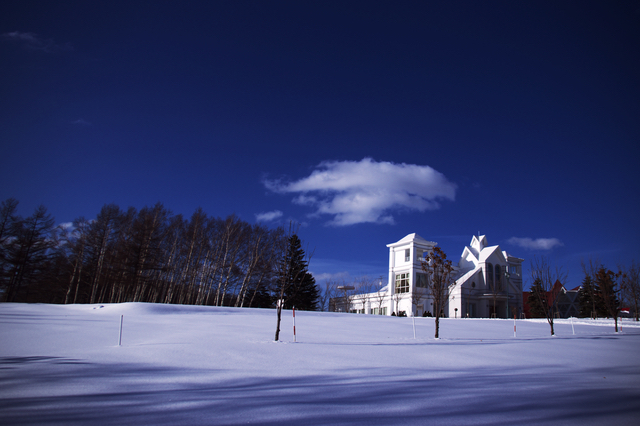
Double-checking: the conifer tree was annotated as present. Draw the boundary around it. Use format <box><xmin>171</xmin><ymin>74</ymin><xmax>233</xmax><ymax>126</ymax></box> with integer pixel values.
<box><xmin>283</xmin><ymin>235</ymin><xmax>318</xmax><ymax>311</ymax></box>
<box><xmin>595</xmin><ymin>266</ymin><xmax>621</xmax><ymax>332</ymax></box>
<box><xmin>528</xmin><ymin>278</ymin><xmax>548</xmax><ymax>318</ymax></box>
<box><xmin>274</xmin><ymin>231</ymin><xmax>317</xmax><ymax>341</ymax></box>
<box><xmin>577</xmin><ymin>275</ymin><xmax>606</xmax><ymax>318</ymax></box>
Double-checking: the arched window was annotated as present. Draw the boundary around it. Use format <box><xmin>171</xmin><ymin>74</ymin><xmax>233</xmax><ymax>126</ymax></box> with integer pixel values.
<box><xmin>495</xmin><ymin>264</ymin><xmax>502</xmax><ymax>291</ymax></box>
<box><xmin>487</xmin><ymin>263</ymin><xmax>494</xmax><ymax>288</ymax></box>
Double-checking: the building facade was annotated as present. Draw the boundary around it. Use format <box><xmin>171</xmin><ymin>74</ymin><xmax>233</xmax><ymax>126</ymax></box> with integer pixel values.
<box><xmin>345</xmin><ymin>233</ymin><xmax>524</xmax><ymax>318</ymax></box>
<box><xmin>522</xmin><ymin>282</ymin><xmax>581</xmax><ymax>319</ymax></box>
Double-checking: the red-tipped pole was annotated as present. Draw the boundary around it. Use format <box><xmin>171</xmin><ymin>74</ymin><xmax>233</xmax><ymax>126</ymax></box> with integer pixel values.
<box><xmin>293</xmin><ymin>306</ymin><xmax>297</xmax><ymax>342</ymax></box>
<box><xmin>513</xmin><ymin>314</ymin><xmax>516</xmax><ymax>338</ymax></box>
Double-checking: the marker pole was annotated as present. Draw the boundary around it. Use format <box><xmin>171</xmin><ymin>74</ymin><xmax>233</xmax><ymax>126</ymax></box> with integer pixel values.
<box><xmin>293</xmin><ymin>307</ymin><xmax>296</xmax><ymax>343</ymax></box>
<box><xmin>412</xmin><ymin>316</ymin><xmax>416</xmax><ymax>339</ymax></box>
<box><xmin>119</xmin><ymin>315</ymin><xmax>124</xmax><ymax>346</ymax></box>
<box><xmin>513</xmin><ymin>315</ymin><xmax>516</xmax><ymax>338</ymax></box>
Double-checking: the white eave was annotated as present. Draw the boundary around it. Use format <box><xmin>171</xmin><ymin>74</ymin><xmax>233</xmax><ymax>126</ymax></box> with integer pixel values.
<box><xmin>386</xmin><ymin>233</ymin><xmax>437</xmax><ymax>248</ymax></box>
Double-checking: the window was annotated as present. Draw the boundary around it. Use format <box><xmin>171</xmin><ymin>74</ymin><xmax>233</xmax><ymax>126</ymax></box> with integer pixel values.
<box><xmin>510</xmin><ymin>265</ymin><xmax>521</xmax><ymax>276</ymax></box>
<box><xmin>405</xmin><ymin>249</ymin><xmax>411</xmax><ymax>262</ymax></box>
<box><xmin>395</xmin><ymin>273</ymin><xmax>409</xmax><ymax>293</ymax></box>
<box><xmin>416</xmin><ymin>273</ymin><xmax>428</xmax><ymax>288</ymax></box>
<box><xmin>487</xmin><ymin>263</ymin><xmax>494</xmax><ymax>288</ymax></box>
<box><xmin>495</xmin><ymin>264</ymin><xmax>502</xmax><ymax>290</ymax></box>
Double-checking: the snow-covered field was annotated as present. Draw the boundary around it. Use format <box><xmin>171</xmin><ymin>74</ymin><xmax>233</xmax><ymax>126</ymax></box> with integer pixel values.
<box><xmin>1</xmin><ymin>303</ymin><xmax>639</xmax><ymax>425</ymax></box>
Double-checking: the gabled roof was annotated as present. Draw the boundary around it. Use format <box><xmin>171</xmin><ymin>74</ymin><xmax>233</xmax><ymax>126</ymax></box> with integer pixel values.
<box><xmin>460</xmin><ymin>246</ymin><xmax>478</xmax><ymax>262</ymax></box>
<box><xmin>478</xmin><ymin>245</ymin><xmax>507</xmax><ymax>264</ymax></box>
<box><xmin>459</xmin><ymin>236</ymin><xmax>510</xmax><ymax>269</ymax></box>
<box><xmin>470</xmin><ymin>235</ymin><xmax>488</xmax><ymax>253</ymax></box>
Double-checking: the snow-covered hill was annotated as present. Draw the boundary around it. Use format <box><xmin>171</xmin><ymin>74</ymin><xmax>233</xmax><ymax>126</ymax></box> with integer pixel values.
<box><xmin>1</xmin><ymin>303</ymin><xmax>639</xmax><ymax>425</ymax></box>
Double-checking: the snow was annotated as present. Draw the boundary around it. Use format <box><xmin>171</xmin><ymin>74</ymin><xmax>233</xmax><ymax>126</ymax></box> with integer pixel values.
<box><xmin>1</xmin><ymin>303</ymin><xmax>639</xmax><ymax>425</ymax></box>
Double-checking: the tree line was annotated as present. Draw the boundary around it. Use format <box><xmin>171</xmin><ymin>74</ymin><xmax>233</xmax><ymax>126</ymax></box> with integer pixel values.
<box><xmin>528</xmin><ymin>256</ymin><xmax>639</xmax><ymax>335</ymax></box>
<box><xmin>0</xmin><ymin>198</ymin><xmax>319</xmax><ymax>311</ymax></box>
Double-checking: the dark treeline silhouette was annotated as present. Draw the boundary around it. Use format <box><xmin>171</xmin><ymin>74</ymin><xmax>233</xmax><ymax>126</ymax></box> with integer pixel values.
<box><xmin>0</xmin><ymin>198</ymin><xmax>318</xmax><ymax>309</ymax></box>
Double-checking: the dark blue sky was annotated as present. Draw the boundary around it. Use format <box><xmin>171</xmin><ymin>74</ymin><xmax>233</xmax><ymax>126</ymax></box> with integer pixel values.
<box><xmin>2</xmin><ymin>1</ymin><xmax>639</xmax><ymax>289</ymax></box>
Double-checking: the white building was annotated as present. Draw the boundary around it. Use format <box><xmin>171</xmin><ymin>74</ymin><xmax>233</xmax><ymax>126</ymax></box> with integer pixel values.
<box><xmin>346</xmin><ymin>234</ymin><xmax>524</xmax><ymax>318</ymax></box>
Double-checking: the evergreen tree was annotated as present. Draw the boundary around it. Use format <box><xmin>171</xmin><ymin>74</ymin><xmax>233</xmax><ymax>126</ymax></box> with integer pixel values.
<box><xmin>595</xmin><ymin>266</ymin><xmax>621</xmax><ymax>331</ymax></box>
<box><xmin>249</xmin><ymin>284</ymin><xmax>273</xmax><ymax>308</ymax></box>
<box><xmin>577</xmin><ymin>275</ymin><xmax>606</xmax><ymax>318</ymax></box>
<box><xmin>283</xmin><ymin>235</ymin><xmax>319</xmax><ymax>311</ymax></box>
<box><xmin>528</xmin><ymin>278</ymin><xmax>548</xmax><ymax>318</ymax></box>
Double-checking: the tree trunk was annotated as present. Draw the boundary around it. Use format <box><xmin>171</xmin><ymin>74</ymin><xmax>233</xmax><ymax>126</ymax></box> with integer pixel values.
<box><xmin>275</xmin><ymin>304</ymin><xmax>282</xmax><ymax>341</ymax></box>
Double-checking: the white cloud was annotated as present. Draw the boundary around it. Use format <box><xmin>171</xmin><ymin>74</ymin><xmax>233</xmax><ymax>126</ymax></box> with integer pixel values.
<box><xmin>264</xmin><ymin>158</ymin><xmax>456</xmax><ymax>226</ymax></box>
<box><xmin>507</xmin><ymin>237</ymin><xmax>563</xmax><ymax>250</ymax></box>
<box><xmin>71</xmin><ymin>119</ymin><xmax>91</xmax><ymax>126</ymax></box>
<box><xmin>58</xmin><ymin>222</ymin><xmax>74</xmax><ymax>230</ymax></box>
<box><xmin>255</xmin><ymin>210</ymin><xmax>283</xmax><ymax>222</ymax></box>
<box><xmin>2</xmin><ymin>31</ymin><xmax>72</xmax><ymax>53</ymax></box>
<box><xmin>311</xmin><ymin>271</ymin><xmax>352</xmax><ymax>282</ymax></box>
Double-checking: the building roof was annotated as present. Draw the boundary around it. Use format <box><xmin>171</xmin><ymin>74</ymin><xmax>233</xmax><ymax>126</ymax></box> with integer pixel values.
<box><xmin>478</xmin><ymin>245</ymin><xmax>505</xmax><ymax>263</ymax></box>
<box><xmin>387</xmin><ymin>233</ymin><xmax>437</xmax><ymax>248</ymax></box>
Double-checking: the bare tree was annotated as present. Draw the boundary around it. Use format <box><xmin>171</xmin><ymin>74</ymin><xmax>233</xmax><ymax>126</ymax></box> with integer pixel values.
<box><xmin>620</xmin><ymin>262</ymin><xmax>640</xmax><ymax>322</ymax></box>
<box><xmin>234</xmin><ymin>224</ymin><xmax>269</xmax><ymax>307</ymax></box>
<box><xmin>391</xmin><ymin>290</ymin><xmax>404</xmax><ymax>316</ymax></box>
<box><xmin>4</xmin><ymin>205</ymin><xmax>56</xmax><ymax>302</ymax></box>
<box><xmin>318</xmin><ymin>280</ymin><xmax>338</xmax><ymax>312</ymax></box>
<box><xmin>530</xmin><ymin>256</ymin><xmax>567</xmax><ymax>336</ymax></box>
<box><xmin>0</xmin><ymin>198</ymin><xmax>19</xmax><ymax>297</ymax></box>
<box><xmin>86</xmin><ymin>204</ymin><xmax>123</xmax><ymax>304</ymax></box>
<box><xmin>330</xmin><ymin>279</ymin><xmax>355</xmax><ymax>313</ymax></box>
<box><xmin>0</xmin><ymin>198</ymin><xmax>18</xmax><ymax>252</ymax></box>
<box><xmin>64</xmin><ymin>217</ymin><xmax>90</xmax><ymax>304</ymax></box>
<box><xmin>353</xmin><ymin>276</ymin><xmax>375</xmax><ymax>313</ymax></box>
<box><xmin>421</xmin><ymin>246</ymin><xmax>455</xmax><ymax>338</ymax></box>
<box><xmin>411</xmin><ymin>287</ymin><xmax>427</xmax><ymax>317</ymax></box>
<box><xmin>372</xmin><ymin>276</ymin><xmax>387</xmax><ymax>315</ymax></box>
